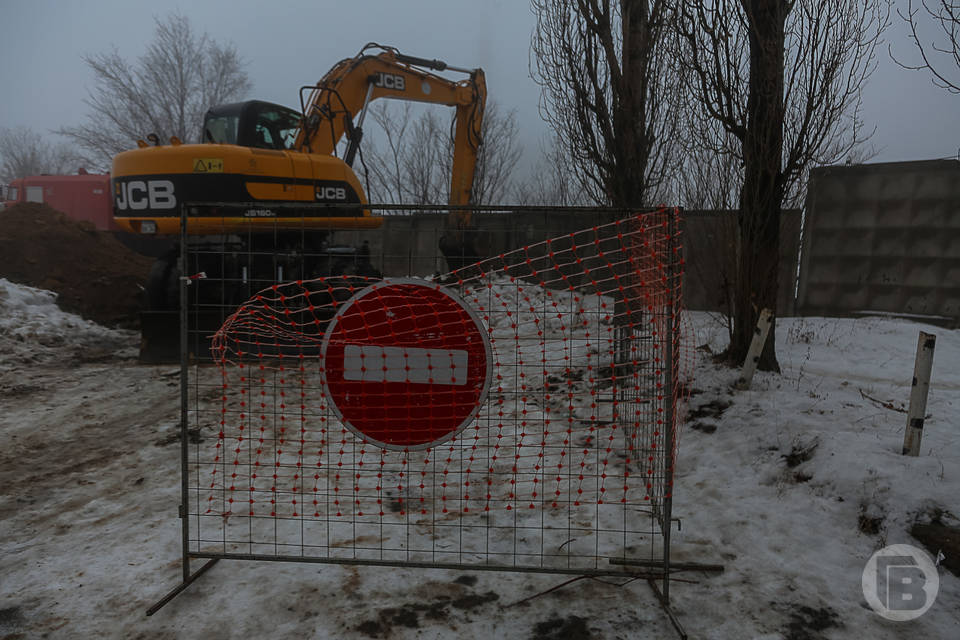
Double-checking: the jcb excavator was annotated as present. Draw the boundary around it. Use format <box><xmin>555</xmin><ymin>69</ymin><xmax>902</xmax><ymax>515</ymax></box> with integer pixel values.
<box><xmin>111</xmin><ymin>43</ymin><xmax>486</xmax><ymax>362</ymax></box>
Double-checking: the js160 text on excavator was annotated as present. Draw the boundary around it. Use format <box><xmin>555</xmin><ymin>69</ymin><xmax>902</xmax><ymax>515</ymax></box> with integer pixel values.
<box><xmin>111</xmin><ymin>44</ymin><xmax>486</xmax><ymax>362</ymax></box>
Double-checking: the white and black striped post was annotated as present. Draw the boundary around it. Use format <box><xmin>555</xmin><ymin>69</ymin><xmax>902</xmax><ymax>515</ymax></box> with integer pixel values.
<box><xmin>735</xmin><ymin>308</ymin><xmax>773</xmax><ymax>391</ymax></box>
<box><xmin>902</xmin><ymin>331</ymin><xmax>937</xmax><ymax>457</ymax></box>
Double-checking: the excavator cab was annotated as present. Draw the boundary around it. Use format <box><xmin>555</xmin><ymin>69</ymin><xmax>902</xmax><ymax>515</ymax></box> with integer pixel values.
<box><xmin>203</xmin><ymin>100</ymin><xmax>301</xmax><ymax>150</ymax></box>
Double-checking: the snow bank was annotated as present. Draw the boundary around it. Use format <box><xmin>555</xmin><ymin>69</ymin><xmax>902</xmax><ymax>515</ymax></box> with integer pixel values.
<box><xmin>0</xmin><ymin>278</ymin><xmax>957</xmax><ymax>638</ymax></box>
<box><xmin>0</xmin><ymin>278</ymin><xmax>135</xmax><ymax>363</ymax></box>
<box><xmin>672</xmin><ymin>312</ymin><xmax>959</xmax><ymax>639</ymax></box>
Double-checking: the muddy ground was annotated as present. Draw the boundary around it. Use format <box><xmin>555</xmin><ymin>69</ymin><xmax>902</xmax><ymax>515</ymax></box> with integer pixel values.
<box><xmin>0</xmin><ymin>202</ymin><xmax>153</xmax><ymax>328</ymax></box>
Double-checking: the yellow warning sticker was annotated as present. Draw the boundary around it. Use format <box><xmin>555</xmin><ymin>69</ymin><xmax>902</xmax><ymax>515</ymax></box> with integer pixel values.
<box><xmin>193</xmin><ymin>158</ymin><xmax>224</xmax><ymax>173</ymax></box>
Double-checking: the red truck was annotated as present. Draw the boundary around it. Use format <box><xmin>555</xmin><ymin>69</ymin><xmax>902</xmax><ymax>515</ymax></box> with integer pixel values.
<box><xmin>2</xmin><ymin>170</ymin><xmax>173</xmax><ymax>258</ymax></box>
<box><xmin>2</xmin><ymin>170</ymin><xmax>117</xmax><ymax>230</ymax></box>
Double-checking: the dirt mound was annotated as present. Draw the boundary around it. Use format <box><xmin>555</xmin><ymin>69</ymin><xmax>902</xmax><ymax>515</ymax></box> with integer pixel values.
<box><xmin>0</xmin><ymin>202</ymin><xmax>154</xmax><ymax>328</ymax></box>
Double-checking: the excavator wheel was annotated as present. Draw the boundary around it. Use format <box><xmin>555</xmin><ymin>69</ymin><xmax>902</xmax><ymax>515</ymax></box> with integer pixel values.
<box><xmin>144</xmin><ymin>249</ymin><xmax>180</xmax><ymax>310</ymax></box>
<box><xmin>137</xmin><ymin>244</ymin><xmax>382</xmax><ymax>364</ymax></box>
<box><xmin>139</xmin><ymin>250</ymin><xmax>181</xmax><ymax>363</ymax></box>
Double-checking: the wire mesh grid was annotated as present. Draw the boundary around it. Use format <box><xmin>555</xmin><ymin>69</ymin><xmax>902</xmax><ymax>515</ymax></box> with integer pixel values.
<box><xmin>181</xmin><ymin>206</ymin><xmax>685</xmax><ymax>576</ymax></box>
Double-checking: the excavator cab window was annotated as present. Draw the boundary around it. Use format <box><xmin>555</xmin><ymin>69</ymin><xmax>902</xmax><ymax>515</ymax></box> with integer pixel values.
<box><xmin>203</xmin><ymin>100</ymin><xmax>301</xmax><ymax>150</ymax></box>
<box><xmin>252</xmin><ymin>107</ymin><xmax>300</xmax><ymax>150</ymax></box>
<box><xmin>204</xmin><ymin>113</ymin><xmax>239</xmax><ymax>145</ymax></box>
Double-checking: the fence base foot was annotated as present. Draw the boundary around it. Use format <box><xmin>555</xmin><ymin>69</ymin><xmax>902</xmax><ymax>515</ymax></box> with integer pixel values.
<box><xmin>146</xmin><ymin>558</ymin><xmax>219</xmax><ymax>616</ymax></box>
<box><xmin>647</xmin><ymin>578</ymin><xmax>687</xmax><ymax>640</ymax></box>
<box><xmin>608</xmin><ymin>558</ymin><xmax>725</xmax><ymax>573</ymax></box>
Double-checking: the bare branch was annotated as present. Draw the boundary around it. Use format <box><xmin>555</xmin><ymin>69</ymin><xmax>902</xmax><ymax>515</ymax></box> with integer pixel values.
<box><xmin>364</xmin><ymin>100</ymin><xmax>522</xmax><ymax>206</ymax></box>
<box><xmin>0</xmin><ymin>127</ymin><xmax>85</xmax><ymax>182</ymax></box>
<box><xmin>530</xmin><ymin>0</ymin><xmax>683</xmax><ymax>207</ymax></box>
<box><xmin>57</xmin><ymin>12</ymin><xmax>250</xmax><ymax>168</ymax></box>
<box><xmin>512</xmin><ymin>135</ymin><xmax>591</xmax><ymax>206</ymax></box>
<box><xmin>891</xmin><ymin>0</ymin><xmax>960</xmax><ymax>93</ymax></box>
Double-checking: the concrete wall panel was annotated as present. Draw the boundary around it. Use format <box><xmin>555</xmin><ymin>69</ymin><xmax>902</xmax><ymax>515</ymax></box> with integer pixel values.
<box><xmin>798</xmin><ymin>159</ymin><xmax>960</xmax><ymax>322</ymax></box>
<box><xmin>345</xmin><ymin>208</ymin><xmax>801</xmax><ymax>316</ymax></box>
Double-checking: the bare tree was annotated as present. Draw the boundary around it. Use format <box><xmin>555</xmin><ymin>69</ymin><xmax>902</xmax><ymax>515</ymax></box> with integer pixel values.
<box><xmin>406</xmin><ymin>110</ymin><xmax>448</xmax><ymax>205</ymax></box>
<box><xmin>364</xmin><ymin>103</ymin><xmax>417</xmax><ymax>205</ymax></box>
<box><xmin>0</xmin><ymin>127</ymin><xmax>84</xmax><ymax>182</ymax></box>
<box><xmin>892</xmin><ymin>0</ymin><xmax>960</xmax><ymax>93</ymax></box>
<box><xmin>674</xmin><ymin>0</ymin><xmax>889</xmax><ymax>370</ymax></box>
<box><xmin>363</xmin><ymin>100</ymin><xmax>522</xmax><ymax>206</ymax></box>
<box><xmin>512</xmin><ymin>135</ymin><xmax>592</xmax><ymax>206</ymax></box>
<box><xmin>58</xmin><ymin>13</ymin><xmax>250</xmax><ymax>169</ymax></box>
<box><xmin>470</xmin><ymin>102</ymin><xmax>524</xmax><ymax>205</ymax></box>
<box><xmin>677</xmin><ymin>127</ymin><xmax>743</xmax><ymax>211</ymax></box>
<box><xmin>530</xmin><ymin>0</ymin><xmax>683</xmax><ymax>207</ymax></box>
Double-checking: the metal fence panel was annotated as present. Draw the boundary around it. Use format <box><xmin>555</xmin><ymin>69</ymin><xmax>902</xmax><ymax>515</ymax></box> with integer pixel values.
<box><xmin>177</xmin><ymin>206</ymin><xmax>687</xmax><ymax>586</ymax></box>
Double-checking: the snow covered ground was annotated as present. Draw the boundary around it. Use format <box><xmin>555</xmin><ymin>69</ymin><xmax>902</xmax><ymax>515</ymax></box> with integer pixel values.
<box><xmin>1</xmin><ymin>277</ymin><xmax>958</xmax><ymax>639</ymax></box>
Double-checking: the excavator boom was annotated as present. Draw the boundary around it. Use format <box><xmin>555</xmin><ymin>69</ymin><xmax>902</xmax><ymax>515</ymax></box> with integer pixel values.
<box><xmin>292</xmin><ymin>44</ymin><xmax>486</xmax><ymax>269</ymax></box>
<box><xmin>298</xmin><ymin>44</ymin><xmax>486</xmax><ymax>210</ymax></box>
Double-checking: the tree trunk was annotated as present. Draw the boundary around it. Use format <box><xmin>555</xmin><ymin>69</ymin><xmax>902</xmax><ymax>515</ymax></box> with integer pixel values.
<box><xmin>614</xmin><ymin>0</ymin><xmax>652</xmax><ymax>208</ymax></box>
<box><xmin>730</xmin><ymin>0</ymin><xmax>788</xmax><ymax>372</ymax></box>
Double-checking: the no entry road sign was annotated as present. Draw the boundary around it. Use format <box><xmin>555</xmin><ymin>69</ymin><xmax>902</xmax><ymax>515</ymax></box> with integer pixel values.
<box><xmin>321</xmin><ymin>278</ymin><xmax>492</xmax><ymax>450</ymax></box>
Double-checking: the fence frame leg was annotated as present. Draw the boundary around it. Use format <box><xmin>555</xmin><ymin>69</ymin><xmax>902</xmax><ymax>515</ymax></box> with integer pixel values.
<box><xmin>146</xmin><ymin>202</ymin><xmax>220</xmax><ymax>617</ymax></box>
<box><xmin>647</xmin><ymin>578</ymin><xmax>688</xmax><ymax>639</ymax></box>
<box><xmin>145</xmin><ymin>558</ymin><xmax>219</xmax><ymax>616</ymax></box>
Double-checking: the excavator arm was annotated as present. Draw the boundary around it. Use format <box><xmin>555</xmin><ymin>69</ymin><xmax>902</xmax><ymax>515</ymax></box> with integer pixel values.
<box><xmin>295</xmin><ymin>44</ymin><xmax>486</xmax><ymax>268</ymax></box>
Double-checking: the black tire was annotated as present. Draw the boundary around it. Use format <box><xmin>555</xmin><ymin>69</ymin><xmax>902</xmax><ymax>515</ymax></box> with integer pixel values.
<box><xmin>144</xmin><ymin>250</ymin><xmax>179</xmax><ymax>310</ymax></box>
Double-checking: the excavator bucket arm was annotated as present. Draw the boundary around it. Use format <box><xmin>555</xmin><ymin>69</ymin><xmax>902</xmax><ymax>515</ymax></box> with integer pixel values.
<box><xmin>295</xmin><ymin>44</ymin><xmax>486</xmax><ymax>269</ymax></box>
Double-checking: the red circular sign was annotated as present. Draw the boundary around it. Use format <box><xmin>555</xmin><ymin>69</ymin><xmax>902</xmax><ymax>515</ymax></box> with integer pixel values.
<box><xmin>321</xmin><ymin>278</ymin><xmax>492</xmax><ymax>450</ymax></box>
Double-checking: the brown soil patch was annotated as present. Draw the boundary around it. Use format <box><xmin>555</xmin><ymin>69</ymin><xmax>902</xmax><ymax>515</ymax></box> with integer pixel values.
<box><xmin>912</xmin><ymin>522</ymin><xmax>960</xmax><ymax>576</ymax></box>
<box><xmin>0</xmin><ymin>202</ymin><xmax>153</xmax><ymax>328</ymax></box>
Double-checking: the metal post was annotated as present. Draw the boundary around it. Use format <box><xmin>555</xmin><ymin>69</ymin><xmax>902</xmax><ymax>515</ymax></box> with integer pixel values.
<box><xmin>661</xmin><ymin>209</ymin><xmax>678</xmax><ymax>603</ymax></box>
<box><xmin>903</xmin><ymin>331</ymin><xmax>936</xmax><ymax>456</ymax></box>
<box><xmin>144</xmin><ymin>202</ymin><xmax>222</xmax><ymax>615</ymax></box>
<box><xmin>179</xmin><ymin>202</ymin><xmax>191</xmax><ymax>582</ymax></box>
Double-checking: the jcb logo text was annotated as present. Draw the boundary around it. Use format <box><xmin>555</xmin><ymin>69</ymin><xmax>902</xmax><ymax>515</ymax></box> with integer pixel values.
<box><xmin>115</xmin><ymin>180</ymin><xmax>177</xmax><ymax>210</ymax></box>
<box><xmin>373</xmin><ymin>73</ymin><xmax>406</xmax><ymax>91</ymax></box>
<box><xmin>316</xmin><ymin>186</ymin><xmax>347</xmax><ymax>200</ymax></box>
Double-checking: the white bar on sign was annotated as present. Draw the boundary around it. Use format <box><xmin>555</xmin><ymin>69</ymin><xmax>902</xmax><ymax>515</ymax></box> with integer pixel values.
<box><xmin>343</xmin><ymin>344</ymin><xmax>468</xmax><ymax>385</ymax></box>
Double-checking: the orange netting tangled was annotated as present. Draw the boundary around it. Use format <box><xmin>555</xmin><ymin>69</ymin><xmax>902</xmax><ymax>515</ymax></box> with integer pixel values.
<box><xmin>189</xmin><ymin>208</ymin><xmax>690</xmax><ymax>569</ymax></box>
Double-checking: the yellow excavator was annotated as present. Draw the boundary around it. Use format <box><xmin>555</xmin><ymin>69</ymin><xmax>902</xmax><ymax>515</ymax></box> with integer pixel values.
<box><xmin>111</xmin><ymin>43</ymin><xmax>486</xmax><ymax>361</ymax></box>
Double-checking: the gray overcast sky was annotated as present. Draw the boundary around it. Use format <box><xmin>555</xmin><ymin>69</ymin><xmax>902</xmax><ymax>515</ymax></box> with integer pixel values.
<box><xmin>2</xmin><ymin>0</ymin><xmax>958</xmax><ymax>173</ymax></box>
